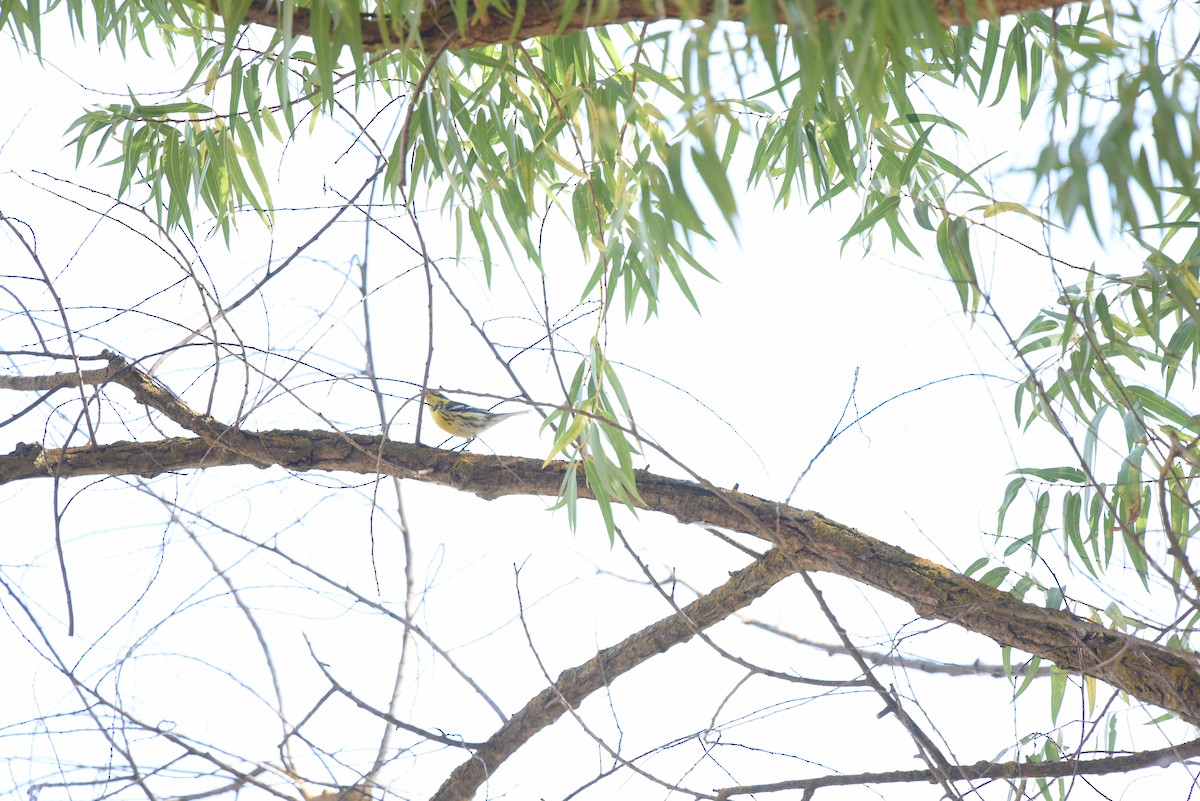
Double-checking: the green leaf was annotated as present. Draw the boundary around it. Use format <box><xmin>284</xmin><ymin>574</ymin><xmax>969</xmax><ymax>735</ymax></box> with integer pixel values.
<box><xmin>913</xmin><ymin>200</ymin><xmax>936</xmax><ymax>231</ymax></box>
<box><xmin>896</xmin><ymin>126</ymin><xmax>934</xmax><ymax>187</ymax></box>
<box><xmin>1011</xmin><ymin>466</ymin><xmax>1086</xmax><ymax>483</ymax></box>
<box><xmin>979</xmin><ymin>566</ymin><xmax>1010</xmax><ymax>588</ymax></box>
<box><xmin>1004</xmin><ymin>532</ymin><xmax>1036</xmax><ymax>558</ymax></box>
<box><xmin>544</xmin><ymin>403</ymin><xmax>589</xmax><ymax>467</ymax></box>
<box><xmin>841</xmin><ymin>194</ymin><xmax>902</xmax><ymax>245</ymax></box>
<box><xmin>1030</xmin><ymin>491</ymin><xmax>1050</xmax><ymax>560</ymax></box>
<box><xmin>1014</xmin><ymin>655</ymin><xmax>1041</xmax><ymax>697</ymax></box>
<box><xmin>583</xmin><ymin>456</ymin><xmax>616</xmax><ymax>542</ymax></box>
<box><xmin>1049</xmin><ymin>667</ymin><xmax>1068</xmax><ymax>723</ymax></box>
<box><xmin>1125</xmin><ymin>385</ymin><xmax>1196</xmax><ymax>430</ymax></box>
<box><xmin>997</xmin><ymin>477</ymin><xmax>1024</xmax><ymax>536</ymax></box>
<box><xmin>976</xmin><ymin>21</ymin><xmax>1001</xmax><ymax>101</ymax></box>
<box><xmin>691</xmin><ymin>142</ymin><xmax>739</xmax><ymax>230</ymax></box>
<box><xmin>1062</xmin><ymin>491</ymin><xmax>1096</xmax><ymax>577</ymax></box>
<box><xmin>1115</xmin><ymin>445</ymin><xmax>1145</xmax><ymax>526</ymax></box>
<box><xmin>964</xmin><ymin>557</ymin><xmax>991</xmax><ymax>577</ymax></box>
<box><xmin>130</xmin><ymin>101</ymin><xmax>215</xmax><ymax>117</ymax></box>
<box><xmin>936</xmin><ymin>216</ymin><xmax>977</xmax><ymax>312</ymax></box>
<box><xmin>228</xmin><ymin>55</ymin><xmax>243</xmax><ymax>120</ymax></box>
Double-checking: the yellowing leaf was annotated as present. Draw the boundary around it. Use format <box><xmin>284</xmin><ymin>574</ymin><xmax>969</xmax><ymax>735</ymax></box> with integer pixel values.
<box><xmin>979</xmin><ymin>201</ymin><xmax>1047</xmax><ymax>223</ymax></box>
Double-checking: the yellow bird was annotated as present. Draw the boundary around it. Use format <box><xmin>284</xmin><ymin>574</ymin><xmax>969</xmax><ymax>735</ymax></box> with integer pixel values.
<box><xmin>423</xmin><ymin>389</ymin><xmax>528</xmax><ymax>440</ymax></box>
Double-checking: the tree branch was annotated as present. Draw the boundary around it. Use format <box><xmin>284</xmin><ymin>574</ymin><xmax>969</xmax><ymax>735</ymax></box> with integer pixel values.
<box><xmin>221</xmin><ymin>0</ymin><xmax>1083</xmax><ymax>54</ymax></box>
<box><xmin>430</xmin><ymin>544</ymin><xmax>800</xmax><ymax>801</ymax></box>
<box><xmin>5</xmin><ymin>430</ymin><xmax>1200</xmax><ymax>728</ymax></box>
<box><xmin>745</xmin><ymin>619</ymin><xmax>1056</xmax><ymax>678</ymax></box>
<box><xmin>4</xmin><ymin>354</ymin><xmax>1200</xmax><ymax>731</ymax></box>
<box><xmin>715</xmin><ymin>737</ymin><xmax>1200</xmax><ymax>797</ymax></box>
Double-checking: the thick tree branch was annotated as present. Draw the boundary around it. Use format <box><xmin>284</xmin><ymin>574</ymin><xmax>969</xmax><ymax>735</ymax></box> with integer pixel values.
<box><xmin>223</xmin><ymin>0</ymin><xmax>1082</xmax><ymax>54</ymax></box>
<box><xmin>5</xmin><ymin>430</ymin><xmax>1200</xmax><ymax>728</ymax></box>
<box><xmin>0</xmin><ymin>351</ymin><xmax>308</xmax><ymax>468</ymax></box>
<box><xmin>5</xmin><ymin>353</ymin><xmax>1200</xmax><ymax>736</ymax></box>
<box><xmin>429</xmin><ymin>543</ymin><xmax>799</xmax><ymax>801</ymax></box>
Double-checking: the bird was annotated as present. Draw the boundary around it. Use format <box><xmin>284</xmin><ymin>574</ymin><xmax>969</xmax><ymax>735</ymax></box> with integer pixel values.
<box><xmin>422</xmin><ymin>389</ymin><xmax>528</xmax><ymax>441</ymax></box>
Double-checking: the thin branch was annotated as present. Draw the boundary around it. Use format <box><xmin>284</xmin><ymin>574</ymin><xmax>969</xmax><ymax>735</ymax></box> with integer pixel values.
<box><xmin>745</xmin><ymin>620</ymin><xmax>1056</xmax><ymax>679</ymax></box>
<box><xmin>307</xmin><ymin>644</ymin><xmax>487</xmax><ymax>749</ymax></box>
<box><xmin>799</xmin><ymin>571</ymin><xmax>963</xmax><ymax>800</ymax></box>
<box><xmin>157</xmin><ymin>496</ymin><xmax>510</xmax><ymax>724</ymax></box>
<box><xmin>715</xmin><ymin>737</ymin><xmax>1200</xmax><ymax>798</ymax></box>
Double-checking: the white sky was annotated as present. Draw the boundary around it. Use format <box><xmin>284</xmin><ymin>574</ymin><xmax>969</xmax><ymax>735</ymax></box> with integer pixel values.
<box><xmin>2</xmin><ymin>11</ymin><xmax>1197</xmax><ymax>801</ymax></box>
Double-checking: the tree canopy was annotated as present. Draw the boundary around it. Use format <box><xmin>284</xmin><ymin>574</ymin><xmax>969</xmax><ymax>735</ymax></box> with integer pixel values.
<box><xmin>3</xmin><ymin>0</ymin><xmax>1200</xmax><ymax>798</ymax></box>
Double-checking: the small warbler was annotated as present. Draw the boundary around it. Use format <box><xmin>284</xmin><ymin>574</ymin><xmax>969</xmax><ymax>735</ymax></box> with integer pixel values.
<box><xmin>423</xmin><ymin>389</ymin><xmax>528</xmax><ymax>440</ymax></box>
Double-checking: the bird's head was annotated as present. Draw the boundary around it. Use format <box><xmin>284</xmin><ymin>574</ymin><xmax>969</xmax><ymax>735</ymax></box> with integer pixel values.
<box><xmin>423</xmin><ymin>389</ymin><xmax>450</xmax><ymax>407</ymax></box>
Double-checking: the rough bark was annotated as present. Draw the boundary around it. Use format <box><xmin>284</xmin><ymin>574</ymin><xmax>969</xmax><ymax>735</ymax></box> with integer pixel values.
<box><xmin>5</xmin><ymin>426</ymin><xmax>1200</xmax><ymax>726</ymax></box>
<box><xmin>6</xmin><ymin>353</ymin><xmax>1200</xmax><ymax>794</ymax></box>
<box><xmin>223</xmin><ymin>0</ymin><xmax>1083</xmax><ymax>54</ymax></box>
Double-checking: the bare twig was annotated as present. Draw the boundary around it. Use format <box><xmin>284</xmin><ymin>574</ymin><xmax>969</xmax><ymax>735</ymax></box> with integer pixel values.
<box><xmin>715</xmin><ymin>737</ymin><xmax>1200</xmax><ymax>798</ymax></box>
<box><xmin>745</xmin><ymin>620</ymin><xmax>1056</xmax><ymax>679</ymax></box>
